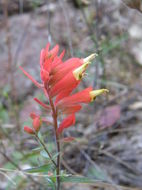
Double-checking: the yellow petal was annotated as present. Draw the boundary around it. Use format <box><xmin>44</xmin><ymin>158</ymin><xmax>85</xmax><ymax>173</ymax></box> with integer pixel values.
<box><xmin>73</xmin><ymin>53</ymin><xmax>98</xmax><ymax>80</ymax></box>
<box><xmin>83</xmin><ymin>53</ymin><xmax>98</xmax><ymax>64</ymax></box>
<box><xmin>73</xmin><ymin>62</ymin><xmax>89</xmax><ymax>80</ymax></box>
<box><xmin>90</xmin><ymin>89</ymin><xmax>109</xmax><ymax>101</ymax></box>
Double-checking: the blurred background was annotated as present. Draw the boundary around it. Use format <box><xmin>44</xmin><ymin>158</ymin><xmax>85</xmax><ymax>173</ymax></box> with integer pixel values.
<box><xmin>0</xmin><ymin>0</ymin><xmax>142</xmax><ymax>189</ymax></box>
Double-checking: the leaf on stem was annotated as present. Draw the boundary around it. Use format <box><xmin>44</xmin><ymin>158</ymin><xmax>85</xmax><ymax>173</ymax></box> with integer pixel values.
<box><xmin>24</xmin><ymin>164</ymin><xmax>51</xmax><ymax>173</ymax></box>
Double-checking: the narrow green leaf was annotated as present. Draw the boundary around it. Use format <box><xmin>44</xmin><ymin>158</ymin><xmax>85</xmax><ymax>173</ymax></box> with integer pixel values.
<box><xmin>32</xmin><ymin>146</ymin><xmax>43</xmax><ymax>152</ymax></box>
<box><xmin>6</xmin><ymin>175</ymin><xmax>26</xmax><ymax>190</ymax></box>
<box><xmin>61</xmin><ymin>176</ymin><xmax>97</xmax><ymax>183</ymax></box>
<box><xmin>46</xmin><ymin>177</ymin><xmax>56</xmax><ymax>190</ymax></box>
<box><xmin>24</xmin><ymin>164</ymin><xmax>50</xmax><ymax>173</ymax></box>
<box><xmin>61</xmin><ymin>176</ymin><xmax>133</xmax><ymax>190</ymax></box>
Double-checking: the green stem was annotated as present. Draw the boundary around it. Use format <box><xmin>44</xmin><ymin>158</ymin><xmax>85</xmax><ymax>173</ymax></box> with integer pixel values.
<box><xmin>35</xmin><ymin>133</ymin><xmax>57</xmax><ymax>167</ymax></box>
<box><xmin>45</xmin><ymin>87</ymin><xmax>61</xmax><ymax>190</ymax></box>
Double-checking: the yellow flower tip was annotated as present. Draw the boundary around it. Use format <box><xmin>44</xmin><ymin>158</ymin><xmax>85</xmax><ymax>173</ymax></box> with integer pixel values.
<box><xmin>73</xmin><ymin>62</ymin><xmax>89</xmax><ymax>80</ymax></box>
<box><xmin>73</xmin><ymin>53</ymin><xmax>98</xmax><ymax>80</ymax></box>
<box><xmin>83</xmin><ymin>53</ymin><xmax>98</xmax><ymax>64</ymax></box>
<box><xmin>90</xmin><ymin>89</ymin><xmax>109</xmax><ymax>101</ymax></box>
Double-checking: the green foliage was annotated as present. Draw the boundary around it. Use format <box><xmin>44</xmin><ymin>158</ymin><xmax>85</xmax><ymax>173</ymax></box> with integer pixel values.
<box><xmin>1</xmin><ymin>85</ymin><xmax>10</xmax><ymax>98</ymax></box>
<box><xmin>6</xmin><ymin>175</ymin><xmax>26</xmax><ymax>190</ymax></box>
<box><xmin>24</xmin><ymin>164</ymin><xmax>51</xmax><ymax>173</ymax></box>
<box><xmin>0</xmin><ymin>104</ymin><xmax>9</xmax><ymax>123</ymax></box>
<box><xmin>61</xmin><ymin>175</ymin><xmax>101</xmax><ymax>183</ymax></box>
<box><xmin>0</xmin><ymin>85</ymin><xmax>13</xmax><ymax>123</ymax></box>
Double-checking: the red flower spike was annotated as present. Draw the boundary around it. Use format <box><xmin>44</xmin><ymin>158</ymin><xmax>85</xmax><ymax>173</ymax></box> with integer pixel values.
<box><xmin>51</xmin><ymin>58</ymin><xmax>82</xmax><ymax>76</ymax></box>
<box><xmin>51</xmin><ymin>60</ymin><xmax>91</xmax><ymax>97</ymax></box>
<box><xmin>50</xmin><ymin>56</ymin><xmax>63</xmax><ymax>70</ymax></box>
<box><xmin>57</xmin><ymin>87</ymin><xmax>93</xmax><ymax>108</ymax></box>
<box><xmin>34</xmin><ymin>98</ymin><xmax>50</xmax><ymax>110</ymax></box>
<box><xmin>40</xmin><ymin>49</ymin><xmax>45</xmax><ymax>67</ymax></box>
<box><xmin>19</xmin><ymin>66</ymin><xmax>43</xmax><ymax>88</ymax></box>
<box><xmin>20</xmin><ymin>42</ymin><xmax>108</xmax><ymax>135</ymax></box>
<box><xmin>40</xmin><ymin>44</ymin><xmax>61</xmax><ymax>73</ymax></box>
<box><xmin>57</xmin><ymin>114</ymin><xmax>75</xmax><ymax>134</ymax></box>
<box><xmin>50</xmin><ymin>72</ymin><xmax>80</xmax><ymax>97</ymax></box>
<box><xmin>59</xmin><ymin>104</ymin><xmax>82</xmax><ymax>115</ymax></box>
<box><xmin>43</xmin><ymin>56</ymin><xmax>54</xmax><ymax>72</ymax></box>
<box><xmin>45</xmin><ymin>43</ymin><xmax>50</xmax><ymax>53</ymax></box>
<box><xmin>48</xmin><ymin>44</ymin><xmax>59</xmax><ymax>59</ymax></box>
<box><xmin>24</xmin><ymin>126</ymin><xmax>35</xmax><ymax>134</ymax></box>
<box><xmin>40</xmin><ymin>69</ymin><xmax>49</xmax><ymax>83</ymax></box>
<box><xmin>49</xmin><ymin>58</ymin><xmax>83</xmax><ymax>87</ymax></box>
<box><xmin>57</xmin><ymin>88</ymin><xmax>109</xmax><ymax>110</ymax></box>
<box><xmin>55</xmin><ymin>89</ymin><xmax>73</xmax><ymax>105</ymax></box>
<box><xmin>59</xmin><ymin>49</ymin><xmax>65</xmax><ymax>59</ymax></box>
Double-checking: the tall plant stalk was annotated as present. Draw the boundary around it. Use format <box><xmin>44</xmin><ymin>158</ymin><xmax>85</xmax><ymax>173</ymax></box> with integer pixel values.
<box><xmin>21</xmin><ymin>43</ymin><xmax>108</xmax><ymax>190</ymax></box>
<box><xmin>45</xmin><ymin>86</ymin><xmax>61</xmax><ymax>190</ymax></box>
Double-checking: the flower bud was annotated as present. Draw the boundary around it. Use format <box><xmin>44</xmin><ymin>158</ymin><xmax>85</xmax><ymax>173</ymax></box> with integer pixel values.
<box><xmin>24</xmin><ymin>126</ymin><xmax>35</xmax><ymax>134</ymax></box>
<box><xmin>33</xmin><ymin>117</ymin><xmax>42</xmax><ymax>132</ymax></box>
<box><xmin>30</xmin><ymin>112</ymin><xmax>37</xmax><ymax>119</ymax></box>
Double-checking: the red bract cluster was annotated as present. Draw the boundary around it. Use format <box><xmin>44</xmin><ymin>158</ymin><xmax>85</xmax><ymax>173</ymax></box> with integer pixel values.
<box><xmin>24</xmin><ymin>113</ymin><xmax>42</xmax><ymax>134</ymax></box>
<box><xmin>20</xmin><ymin>43</ymin><xmax>108</xmax><ymax>134</ymax></box>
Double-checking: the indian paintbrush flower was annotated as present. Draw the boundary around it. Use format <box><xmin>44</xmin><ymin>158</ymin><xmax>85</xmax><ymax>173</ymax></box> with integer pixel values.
<box><xmin>20</xmin><ymin>42</ymin><xmax>109</xmax><ymax>190</ymax></box>
<box><xmin>20</xmin><ymin>43</ymin><xmax>108</xmax><ymax>135</ymax></box>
